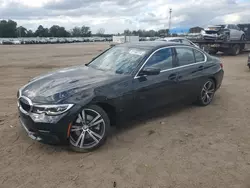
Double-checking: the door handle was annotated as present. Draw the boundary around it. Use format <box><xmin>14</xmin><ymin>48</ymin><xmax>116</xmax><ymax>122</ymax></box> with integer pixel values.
<box><xmin>191</xmin><ymin>65</ymin><xmax>204</xmax><ymax>74</ymax></box>
<box><xmin>168</xmin><ymin>73</ymin><xmax>178</xmax><ymax>81</ymax></box>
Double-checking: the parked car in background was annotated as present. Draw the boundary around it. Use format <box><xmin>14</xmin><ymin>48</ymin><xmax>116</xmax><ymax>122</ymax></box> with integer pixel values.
<box><xmin>17</xmin><ymin>41</ymin><xmax>224</xmax><ymax>152</ymax></box>
<box><xmin>186</xmin><ymin>33</ymin><xmax>202</xmax><ymax>40</ymax></box>
<box><xmin>201</xmin><ymin>24</ymin><xmax>245</xmax><ymax>41</ymax></box>
<box><xmin>11</xmin><ymin>39</ymin><xmax>21</xmax><ymax>44</ymax></box>
<box><xmin>156</xmin><ymin>37</ymin><xmax>200</xmax><ymax>48</ymax></box>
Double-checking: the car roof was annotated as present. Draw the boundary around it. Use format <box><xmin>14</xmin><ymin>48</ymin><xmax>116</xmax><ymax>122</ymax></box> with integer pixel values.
<box><xmin>117</xmin><ymin>41</ymin><xmax>187</xmax><ymax>51</ymax></box>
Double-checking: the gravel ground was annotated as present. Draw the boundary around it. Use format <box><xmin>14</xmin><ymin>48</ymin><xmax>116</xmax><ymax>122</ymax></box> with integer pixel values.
<box><xmin>0</xmin><ymin>43</ymin><xmax>250</xmax><ymax>188</ymax></box>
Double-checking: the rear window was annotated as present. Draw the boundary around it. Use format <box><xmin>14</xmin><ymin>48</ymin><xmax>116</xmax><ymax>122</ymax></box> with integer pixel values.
<box><xmin>194</xmin><ymin>49</ymin><xmax>205</xmax><ymax>62</ymax></box>
<box><xmin>175</xmin><ymin>47</ymin><xmax>195</xmax><ymax>66</ymax></box>
<box><xmin>170</xmin><ymin>39</ymin><xmax>181</xmax><ymax>43</ymax></box>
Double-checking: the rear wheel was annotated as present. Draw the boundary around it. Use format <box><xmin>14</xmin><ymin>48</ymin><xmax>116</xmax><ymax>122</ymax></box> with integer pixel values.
<box><xmin>69</xmin><ymin>105</ymin><xmax>110</xmax><ymax>152</ymax></box>
<box><xmin>230</xmin><ymin>44</ymin><xmax>241</xmax><ymax>56</ymax></box>
<box><xmin>197</xmin><ymin>79</ymin><xmax>216</xmax><ymax>106</ymax></box>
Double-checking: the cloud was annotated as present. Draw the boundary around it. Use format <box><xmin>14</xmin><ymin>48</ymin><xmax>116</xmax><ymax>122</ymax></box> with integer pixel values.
<box><xmin>0</xmin><ymin>0</ymin><xmax>250</xmax><ymax>33</ymax></box>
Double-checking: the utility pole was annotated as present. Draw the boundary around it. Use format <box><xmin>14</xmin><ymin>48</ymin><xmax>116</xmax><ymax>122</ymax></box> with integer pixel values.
<box><xmin>169</xmin><ymin>8</ymin><xmax>172</xmax><ymax>32</ymax></box>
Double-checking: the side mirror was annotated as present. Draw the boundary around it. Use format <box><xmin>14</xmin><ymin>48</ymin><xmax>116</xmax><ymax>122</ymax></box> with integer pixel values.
<box><xmin>139</xmin><ymin>67</ymin><xmax>161</xmax><ymax>76</ymax></box>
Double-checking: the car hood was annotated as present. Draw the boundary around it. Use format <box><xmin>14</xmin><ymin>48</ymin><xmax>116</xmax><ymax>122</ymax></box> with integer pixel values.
<box><xmin>203</xmin><ymin>26</ymin><xmax>224</xmax><ymax>34</ymax></box>
<box><xmin>20</xmin><ymin>65</ymin><xmax>124</xmax><ymax>103</ymax></box>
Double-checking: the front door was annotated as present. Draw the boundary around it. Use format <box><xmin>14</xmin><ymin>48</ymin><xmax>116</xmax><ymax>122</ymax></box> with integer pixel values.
<box><xmin>133</xmin><ymin>47</ymin><xmax>180</xmax><ymax>113</ymax></box>
<box><xmin>228</xmin><ymin>24</ymin><xmax>237</xmax><ymax>40</ymax></box>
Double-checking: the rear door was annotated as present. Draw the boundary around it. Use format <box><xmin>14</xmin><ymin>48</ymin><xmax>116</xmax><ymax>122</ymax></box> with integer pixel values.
<box><xmin>234</xmin><ymin>25</ymin><xmax>242</xmax><ymax>40</ymax></box>
<box><xmin>173</xmin><ymin>46</ymin><xmax>206</xmax><ymax>99</ymax></box>
<box><xmin>228</xmin><ymin>24</ymin><xmax>237</xmax><ymax>40</ymax></box>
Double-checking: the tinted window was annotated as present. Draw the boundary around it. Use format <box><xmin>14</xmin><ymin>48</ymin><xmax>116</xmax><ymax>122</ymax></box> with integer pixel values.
<box><xmin>194</xmin><ymin>49</ymin><xmax>205</xmax><ymax>62</ymax></box>
<box><xmin>229</xmin><ymin>24</ymin><xmax>236</xmax><ymax>29</ymax></box>
<box><xmin>235</xmin><ymin>26</ymin><xmax>240</xmax><ymax>30</ymax></box>
<box><xmin>145</xmin><ymin>48</ymin><xmax>173</xmax><ymax>70</ymax></box>
<box><xmin>175</xmin><ymin>47</ymin><xmax>195</xmax><ymax>66</ymax></box>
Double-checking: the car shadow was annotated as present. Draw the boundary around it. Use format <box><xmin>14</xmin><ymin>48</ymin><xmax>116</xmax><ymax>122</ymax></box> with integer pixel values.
<box><xmin>110</xmin><ymin>100</ymin><xmax>193</xmax><ymax>137</ymax></box>
<box><xmin>25</xmin><ymin>100</ymin><xmax>194</xmax><ymax>154</ymax></box>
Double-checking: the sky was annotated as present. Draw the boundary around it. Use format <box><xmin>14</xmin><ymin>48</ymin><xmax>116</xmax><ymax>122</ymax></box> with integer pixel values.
<box><xmin>0</xmin><ymin>0</ymin><xmax>250</xmax><ymax>33</ymax></box>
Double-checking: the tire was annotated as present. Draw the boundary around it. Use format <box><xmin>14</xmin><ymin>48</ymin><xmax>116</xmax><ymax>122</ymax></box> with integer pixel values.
<box><xmin>197</xmin><ymin>79</ymin><xmax>216</xmax><ymax>106</ymax></box>
<box><xmin>69</xmin><ymin>105</ymin><xmax>110</xmax><ymax>152</ymax></box>
<box><xmin>230</xmin><ymin>44</ymin><xmax>241</xmax><ymax>56</ymax></box>
<box><xmin>240</xmin><ymin>44</ymin><xmax>245</xmax><ymax>52</ymax></box>
<box><xmin>208</xmin><ymin>48</ymin><xmax>218</xmax><ymax>55</ymax></box>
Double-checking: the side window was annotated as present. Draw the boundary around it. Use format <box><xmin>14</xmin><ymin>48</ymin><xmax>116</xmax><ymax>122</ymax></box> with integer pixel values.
<box><xmin>145</xmin><ymin>48</ymin><xmax>173</xmax><ymax>70</ymax></box>
<box><xmin>194</xmin><ymin>49</ymin><xmax>205</xmax><ymax>62</ymax></box>
<box><xmin>175</xmin><ymin>47</ymin><xmax>195</xmax><ymax>66</ymax></box>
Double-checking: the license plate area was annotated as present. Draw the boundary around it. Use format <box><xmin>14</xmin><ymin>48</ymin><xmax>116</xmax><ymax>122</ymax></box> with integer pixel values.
<box><xmin>19</xmin><ymin>118</ymin><xmax>42</xmax><ymax>141</ymax></box>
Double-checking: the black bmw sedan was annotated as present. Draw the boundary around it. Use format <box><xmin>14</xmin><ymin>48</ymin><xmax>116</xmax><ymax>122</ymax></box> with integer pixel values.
<box><xmin>17</xmin><ymin>41</ymin><xmax>224</xmax><ymax>152</ymax></box>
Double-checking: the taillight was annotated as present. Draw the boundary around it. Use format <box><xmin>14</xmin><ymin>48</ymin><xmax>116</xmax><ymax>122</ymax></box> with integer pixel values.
<box><xmin>220</xmin><ymin>63</ymin><xmax>223</xmax><ymax>69</ymax></box>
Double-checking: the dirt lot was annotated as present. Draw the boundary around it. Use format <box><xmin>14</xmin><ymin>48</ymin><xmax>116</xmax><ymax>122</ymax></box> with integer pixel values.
<box><xmin>0</xmin><ymin>43</ymin><xmax>250</xmax><ymax>188</ymax></box>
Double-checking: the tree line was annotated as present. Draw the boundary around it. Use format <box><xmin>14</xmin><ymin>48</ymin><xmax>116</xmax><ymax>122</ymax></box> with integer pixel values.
<box><xmin>123</xmin><ymin>29</ymin><xmax>170</xmax><ymax>37</ymax></box>
<box><xmin>0</xmin><ymin>19</ymin><xmax>170</xmax><ymax>38</ymax></box>
<box><xmin>0</xmin><ymin>19</ymin><xmax>100</xmax><ymax>38</ymax></box>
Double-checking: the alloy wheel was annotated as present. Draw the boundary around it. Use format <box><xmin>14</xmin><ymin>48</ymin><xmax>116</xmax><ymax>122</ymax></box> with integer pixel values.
<box><xmin>70</xmin><ymin>108</ymin><xmax>106</xmax><ymax>149</ymax></box>
<box><xmin>201</xmin><ymin>81</ymin><xmax>215</xmax><ymax>105</ymax></box>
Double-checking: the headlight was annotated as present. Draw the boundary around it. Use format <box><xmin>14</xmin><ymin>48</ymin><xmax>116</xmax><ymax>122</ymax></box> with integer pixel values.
<box><xmin>201</xmin><ymin>30</ymin><xmax>205</xmax><ymax>34</ymax></box>
<box><xmin>32</xmin><ymin>104</ymin><xmax>74</xmax><ymax>116</ymax></box>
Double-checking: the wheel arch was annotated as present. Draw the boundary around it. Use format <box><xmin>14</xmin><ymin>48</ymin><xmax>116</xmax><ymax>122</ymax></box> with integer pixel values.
<box><xmin>95</xmin><ymin>102</ymin><xmax>117</xmax><ymax>126</ymax></box>
<box><xmin>208</xmin><ymin>76</ymin><xmax>217</xmax><ymax>89</ymax></box>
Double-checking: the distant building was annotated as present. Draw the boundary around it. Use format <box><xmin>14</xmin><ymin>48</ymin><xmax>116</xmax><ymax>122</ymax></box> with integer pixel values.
<box><xmin>189</xmin><ymin>27</ymin><xmax>203</xmax><ymax>33</ymax></box>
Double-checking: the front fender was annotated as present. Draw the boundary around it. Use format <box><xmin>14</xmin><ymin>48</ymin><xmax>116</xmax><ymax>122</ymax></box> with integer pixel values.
<box><xmin>63</xmin><ymin>89</ymin><xmax>95</xmax><ymax>107</ymax></box>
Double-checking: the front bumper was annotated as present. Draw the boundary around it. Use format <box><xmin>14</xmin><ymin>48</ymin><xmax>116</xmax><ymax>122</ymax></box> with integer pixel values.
<box><xmin>202</xmin><ymin>33</ymin><xmax>225</xmax><ymax>40</ymax></box>
<box><xmin>18</xmin><ymin>105</ymin><xmax>81</xmax><ymax>144</ymax></box>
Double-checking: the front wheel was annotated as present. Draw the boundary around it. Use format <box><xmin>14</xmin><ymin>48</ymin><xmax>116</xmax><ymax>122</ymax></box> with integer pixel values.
<box><xmin>197</xmin><ymin>79</ymin><xmax>216</xmax><ymax>106</ymax></box>
<box><xmin>69</xmin><ymin>105</ymin><xmax>110</xmax><ymax>152</ymax></box>
<box><xmin>208</xmin><ymin>48</ymin><xmax>218</xmax><ymax>55</ymax></box>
